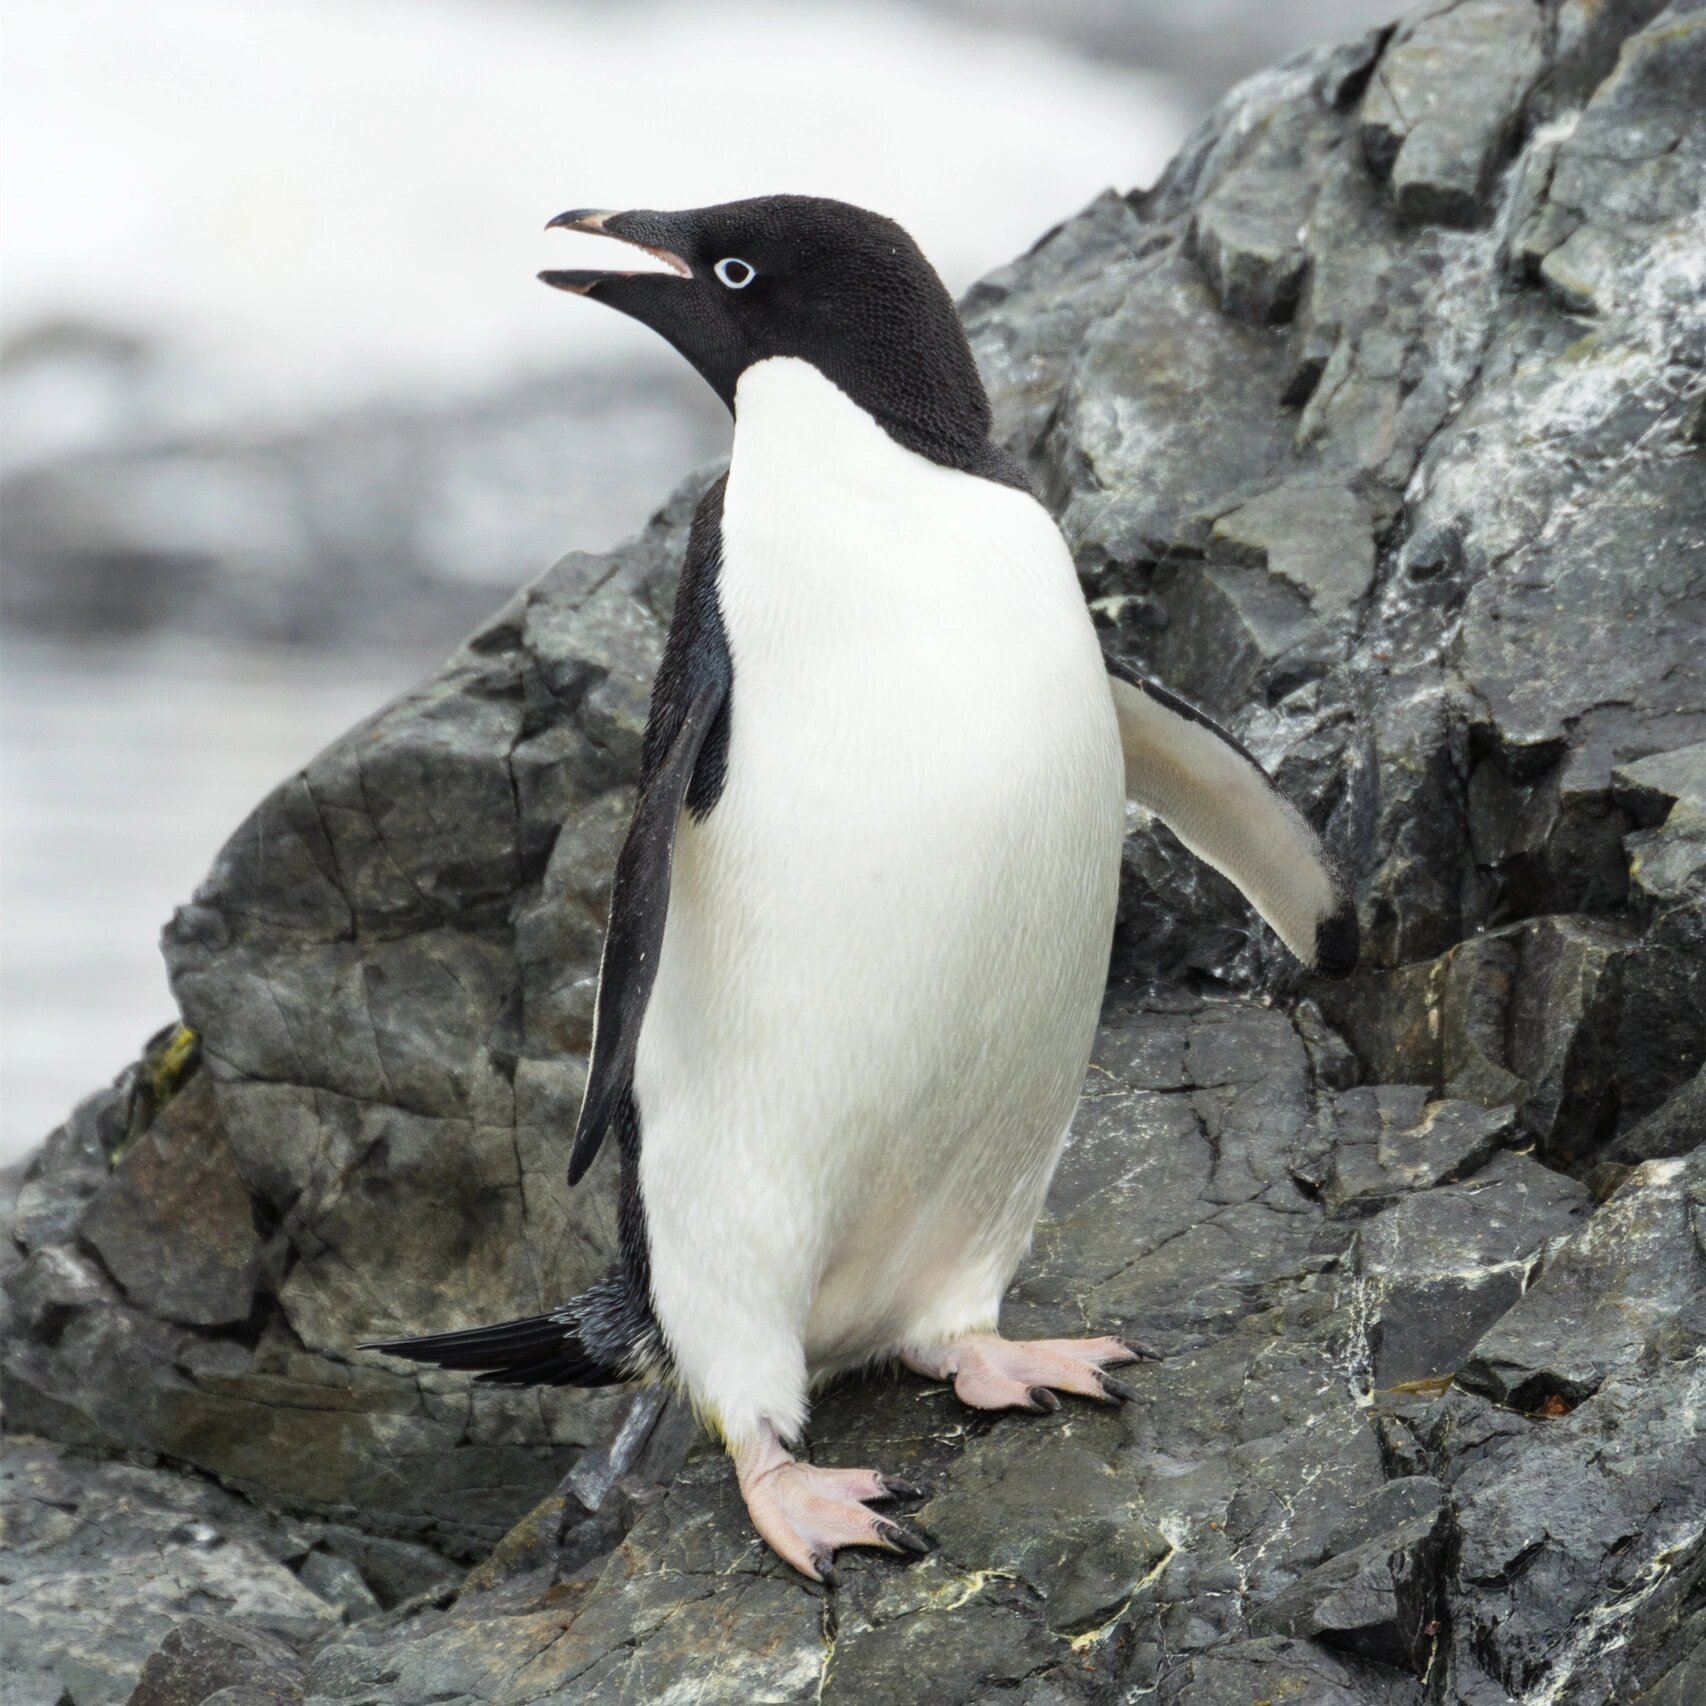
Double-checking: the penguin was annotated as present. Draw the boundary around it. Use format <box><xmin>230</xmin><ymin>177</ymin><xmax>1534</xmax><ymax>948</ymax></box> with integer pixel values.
<box><xmin>363</xmin><ymin>196</ymin><xmax>1357</xmax><ymax>1583</ymax></box>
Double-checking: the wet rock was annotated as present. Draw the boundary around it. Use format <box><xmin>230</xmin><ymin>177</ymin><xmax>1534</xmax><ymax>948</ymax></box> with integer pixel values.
<box><xmin>1252</xmin><ymin>1491</ymin><xmax>1448</xmax><ymax>1669</ymax></box>
<box><xmin>1460</xmin><ymin>1150</ymin><xmax>1706</xmax><ymax>1408</ymax></box>
<box><xmin>1352</xmin><ymin>1153</ymin><xmax>1591</xmax><ymax>1386</ymax></box>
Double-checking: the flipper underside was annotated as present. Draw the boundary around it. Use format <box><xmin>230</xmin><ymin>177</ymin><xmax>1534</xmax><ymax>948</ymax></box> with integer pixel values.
<box><xmin>1106</xmin><ymin>657</ymin><xmax>1357</xmax><ymax>976</ymax></box>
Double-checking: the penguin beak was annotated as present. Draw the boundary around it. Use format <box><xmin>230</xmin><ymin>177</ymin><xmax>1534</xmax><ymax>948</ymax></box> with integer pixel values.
<box><xmin>540</xmin><ymin>204</ymin><xmax>743</xmax><ymax>412</ymax></box>
<box><xmin>539</xmin><ymin>208</ymin><xmax>694</xmax><ymax>293</ymax></box>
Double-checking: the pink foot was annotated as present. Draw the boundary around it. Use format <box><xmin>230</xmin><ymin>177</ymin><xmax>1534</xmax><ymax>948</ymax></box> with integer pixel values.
<box><xmin>903</xmin><ymin>1332</ymin><xmax>1152</xmax><ymax>1412</ymax></box>
<box><xmin>733</xmin><ymin>1424</ymin><xmax>929</xmax><ymax>1585</ymax></box>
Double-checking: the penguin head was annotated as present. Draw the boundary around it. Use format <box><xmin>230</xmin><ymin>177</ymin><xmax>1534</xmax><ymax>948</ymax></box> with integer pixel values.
<box><xmin>541</xmin><ymin>195</ymin><xmax>992</xmax><ymax>465</ymax></box>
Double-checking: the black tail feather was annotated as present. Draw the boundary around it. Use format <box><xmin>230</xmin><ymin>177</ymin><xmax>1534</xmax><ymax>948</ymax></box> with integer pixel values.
<box><xmin>360</xmin><ymin>1308</ymin><xmax>627</xmax><ymax>1388</ymax></box>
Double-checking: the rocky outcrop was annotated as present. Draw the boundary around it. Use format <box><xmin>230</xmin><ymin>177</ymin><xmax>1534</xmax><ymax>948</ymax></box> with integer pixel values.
<box><xmin>4</xmin><ymin>2</ymin><xmax>1704</xmax><ymax>1702</ymax></box>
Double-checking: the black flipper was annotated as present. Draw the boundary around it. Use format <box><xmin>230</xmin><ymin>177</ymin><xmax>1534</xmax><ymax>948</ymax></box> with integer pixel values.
<box><xmin>360</xmin><ymin>1312</ymin><xmax>621</xmax><ymax>1386</ymax></box>
<box><xmin>567</xmin><ymin>478</ymin><xmax>733</xmax><ymax>1186</ymax></box>
<box><xmin>1104</xmin><ymin>653</ymin><xmax>1358</xmax><ymax>976</ymax></box>
<box><xmin>360</xmin><ymin>1259</ymin><xmax>662</xmax><ymax>1387</ymax></box>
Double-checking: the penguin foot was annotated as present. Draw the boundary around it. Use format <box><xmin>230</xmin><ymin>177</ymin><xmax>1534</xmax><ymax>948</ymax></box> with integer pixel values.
<box><xmin>902</xmin><ymin>1332</ymin><xmax>1140</xmax><ymax>1412</ymax></box>
<box><xmin>734</xmin><ymin>1424</ymin><xmax>929</xmax><ymax>1585</ymax></box>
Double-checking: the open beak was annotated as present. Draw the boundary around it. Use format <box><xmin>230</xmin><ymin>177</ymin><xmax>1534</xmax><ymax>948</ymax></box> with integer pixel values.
<box><xmin>536</xmin><ymin>202</ymin><xmax>741</xmax><ymax>410</ymax></box>
<box><xmin>539</xmin><ymin>208</ymin><xmax>693</xmax><ymax>293</ymax></box>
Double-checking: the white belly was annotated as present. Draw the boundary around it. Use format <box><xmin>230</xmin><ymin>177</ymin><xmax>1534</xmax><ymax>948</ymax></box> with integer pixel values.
<box><xmin>635</xmin><ymin>359</ymin><xmax>1123</xmax><ymax>1431</ymax></box>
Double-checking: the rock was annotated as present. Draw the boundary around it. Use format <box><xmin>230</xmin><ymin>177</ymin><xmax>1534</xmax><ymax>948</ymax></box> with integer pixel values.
<box><xmin>1515</xmin><ymin>6</ymin><xmax>1706</xmax><ymax>316</ymax></box>
<box><xmin>1210</xmin><ymin>484</ymin><xmax>1376</xmax><ymax>616</ymax></box>
<box><xmin>1320</xmin><ymin>915</ymin><xmax>1650</xmax><ymax>1170</ymax></box>
<box><xmin>1145</xmin><ymin>1637</ymin><xmax>1420</xmax><ymax>1705</ymax></box>
<box><xmin>81</xmin><ymin>1073</ymin><xmax>261</xmax><ymax>1327</ymax></box>
<box><xmin>1</xmin><ymin>1439</ymin><xmax>341</xmax><ymax>1706</ymax></box>
<box><xmin>1618</xmin><ymin>743</ymin><xmax>1706</xmax><ymax>953</ymax></box>
<box><xmin>1357</xmin><ymin>0</ymin><xmax>1544</xmax><ymax>227</ymax></box>
<box><xmin>1609</xmin><ymin>1061</ymin><xmax>1706</xmax><ymax>1164</ymax></box>
<box><xmin>1312</xmin><ymin>1087</ymin><xmax>1515</xmax><ymax>1214</ymax></box>
<box><xmin>1459</xmin><ymin>1150</ymin><xmax>1706</xmax><ymax>1408</ymax></box>
<box><xmin>1352</xmin><ymin>1152</ymin><xmax>1591</xmax><ymax>1386</ymax></box>
<box><xmin>11</xmin><ymin>3</ymin><xmax>1706</xmax><ymax>1701</ymax></box>
<box><xmin>1252</xmin><ymin>1492</ymin><xmax>1448</xmax><ymax>1670</ymax></box>
<box><xmin>2</xmin><ymin>491</ymin><xmax>710</xmax><ymax>1548</ymax></box>
<box><xmin>127</xmin><ymin>1617</ymin><xmax>304</xmax><ymax>1706</ymax></box>
<box><xmin>1438</xmin><ymin>1354</ymin><xmax>1706</xmax><ymax>1706</ymax></box>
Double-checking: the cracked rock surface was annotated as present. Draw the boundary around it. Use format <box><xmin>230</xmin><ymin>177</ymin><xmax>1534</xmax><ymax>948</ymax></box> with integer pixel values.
<box><xmin>4</xmin><ymin>2</ymin><xmax>1704</xmax><ymax>1701</ymax></box>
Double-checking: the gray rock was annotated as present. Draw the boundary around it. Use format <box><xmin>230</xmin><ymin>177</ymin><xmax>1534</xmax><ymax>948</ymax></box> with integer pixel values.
<box><xmin>1353</xmin><ymin>1152</ymin><xmax>1591</xmax><ymax>1386</ymax></box>
<box><xmin>1357</xmin><ymin>0</ymin><xmax>1544</xmax><ymax>227</ymax></box>
<box><xmin>1210</xmin><ymin>484</ymin><xmax>1375</xmax><ymax>616</ymax></box>
<box><xmin>1252</xmin><ymin>1495</ymin><xmax>1448</xmax><ymax>1669</ymax></box>
<box><xmin>1320</xmin><ymin>914</ymin><xmax>1661</xmax><ymax>1168</ymax></box>
<box><xmin>81</xmin><ymin>1073</ymin><xmax>260</xmax><ymax>1327</ymax></box>
<box><xmin>1312</xmin><ymin>1086</ymin><xmax>1516</xmax><ymax>1213</ymax></box>
<box><xmin>1609</xmin><ymin>1060</ymin><xmax>1706</xmax><ymax>1165</ymax></box>
<box><xmin>1460</xmin><ymin>1149</ymin><xmax>1706</xmax><ymax>1407</ymax></box>
<box><xmin>127</xmin><ymin>1617</ymin><xmax>304</xmax><ymax>1706</ymax></box>
<box><xmin>1</xmin><ymin>1439</ymin><xmax>341</xmax><ymax>1706</ymax></box>
<box><xmin>1617</xmin><ymin>742</ymin><xmax>1706</xmax><ymax>954</ymax></box>
<box><xmin>1440</xmin><ymin>1353</ymin><xmax>1706</xmax><ymax>1706</ymax></box>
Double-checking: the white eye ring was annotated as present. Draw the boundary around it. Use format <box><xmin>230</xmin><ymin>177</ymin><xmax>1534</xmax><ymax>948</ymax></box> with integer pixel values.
<box><xmin>714</xmin><ymin>257</ymin><xmax>756</xmax><ymax>289</ymax></box>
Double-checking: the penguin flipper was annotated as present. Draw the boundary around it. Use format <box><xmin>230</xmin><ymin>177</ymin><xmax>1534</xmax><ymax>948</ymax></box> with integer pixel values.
<box><xmin>568</xmin><ymin>478</ymin><xmax>733</xmax><ymax>1186</ymax></box>
<box><xmin>1105</xmin><ymin>656</ymin><xmax>1357</xmax><ymax>976</ymax></box>
<box><xmin>360</xmin><ymin>1265</ymin><xmax>654</xmax><ymax>1386</ymax></box>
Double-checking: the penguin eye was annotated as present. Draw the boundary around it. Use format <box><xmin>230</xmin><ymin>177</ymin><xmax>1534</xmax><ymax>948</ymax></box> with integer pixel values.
<box><xmin>714</xmin><ymin>257</ymin><xmax>756</xmax><ymax>290</ymax></box>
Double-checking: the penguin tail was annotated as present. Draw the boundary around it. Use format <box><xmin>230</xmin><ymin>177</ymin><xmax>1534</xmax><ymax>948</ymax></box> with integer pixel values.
<box><xmin>361</xmin><ymin>1305</ymin><xmax>630</xmax><ymax>1389</ymax></box>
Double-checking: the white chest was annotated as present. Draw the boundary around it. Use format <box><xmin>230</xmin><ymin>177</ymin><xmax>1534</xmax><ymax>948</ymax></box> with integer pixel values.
<box><xmin>638</xmin><ymin>358</ymin><xmax>1124</xmax><ymax>1373</ymax></box>
<box><xmin>718</xmin><ymin>358</ymin><xmax>1107</xmax><ymax>769</ymax></box>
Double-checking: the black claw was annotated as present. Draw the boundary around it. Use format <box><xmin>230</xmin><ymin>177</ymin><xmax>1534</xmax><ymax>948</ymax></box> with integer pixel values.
<box><xmin>1029</xmin><ymin>1386</ymin><xmax>1063</xmax><ymax>1412</ymax></box>
<box><xmin>882</xmin><ymin>1477</ymin><xmax>927</xmax><ymax>1501</ymax></box>
<box><xmin>878</xmin><ymin>1519</ymin><xmax>931</xmax><ymax>1555</ymax></box>
<box><xmin>812</xmin><ymin>1556</ymin><xmax>839</xmax><ymax>1590</ymax></box>
<box><xmin>1099</xmin><ymin>1373</ymin><xmax>1139</xmax><ymax>1403</ymax></box>
<box><xmin>1119</xmin><ymin>1336</ymin><xmax>1164</xmax><ymax>1362</ymax></box>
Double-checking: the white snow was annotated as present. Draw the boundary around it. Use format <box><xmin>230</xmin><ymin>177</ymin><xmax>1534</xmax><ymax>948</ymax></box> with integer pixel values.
<box><xmin>1</xmin><ymin>0</ymin><xmax>1190</xmax><ymax>439</ymax></box>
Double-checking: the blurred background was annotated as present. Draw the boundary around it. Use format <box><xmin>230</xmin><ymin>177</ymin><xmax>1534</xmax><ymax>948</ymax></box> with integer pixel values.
<box><xmin>0</xmin><ymin>0</ymin><xmax>1396</xmax><ymax>1162</ymax></box>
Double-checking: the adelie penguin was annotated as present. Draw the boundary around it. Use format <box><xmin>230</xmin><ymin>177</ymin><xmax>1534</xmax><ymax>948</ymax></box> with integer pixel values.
<box><xmin>363</xmin><ymin>195</ymin><xmax>1357</xmax><ymax>1583</ymax></box>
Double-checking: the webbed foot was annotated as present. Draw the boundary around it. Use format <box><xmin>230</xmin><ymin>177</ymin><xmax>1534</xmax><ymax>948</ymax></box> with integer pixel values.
<box><xmin>903</xmin><ymin>1332</ymin><xmax>1154</xmax><ymax>1412</ymax></box>
<box><xmin>734</xmin><ymin>1424</ymin><xmax>929</xmax><ymax>1585</ymax></box>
